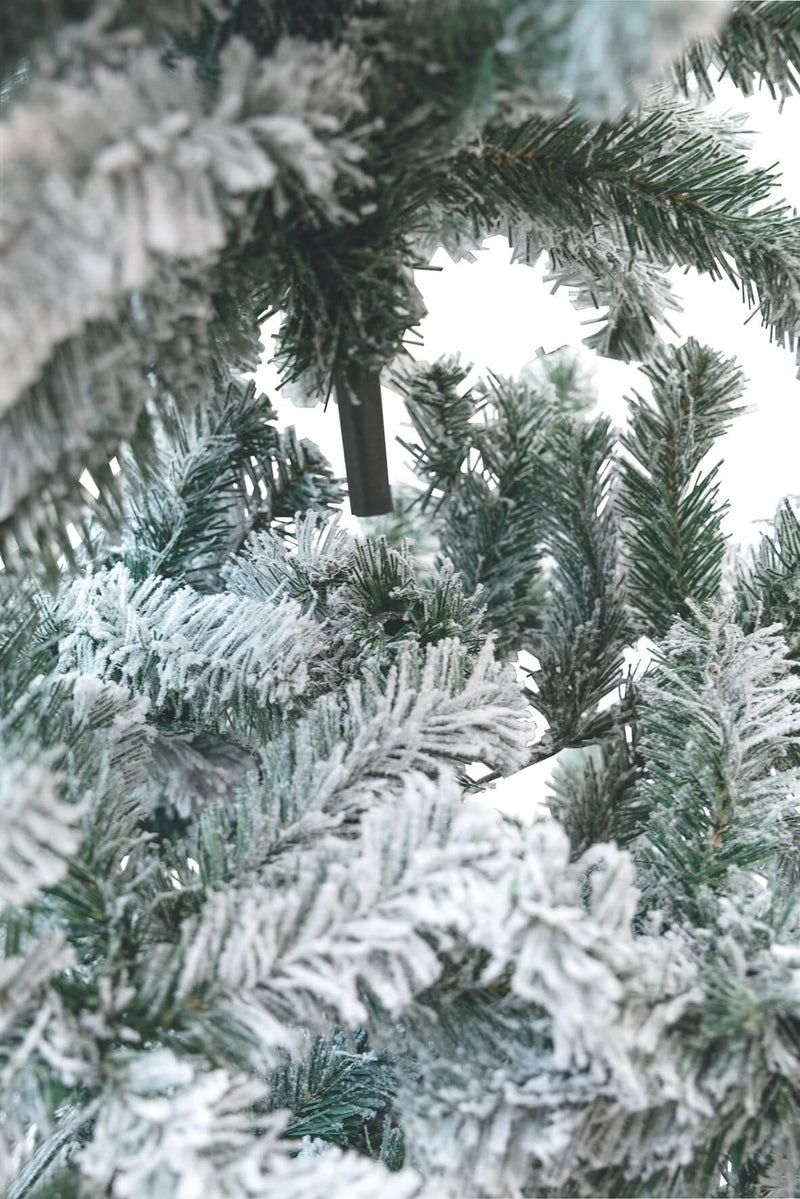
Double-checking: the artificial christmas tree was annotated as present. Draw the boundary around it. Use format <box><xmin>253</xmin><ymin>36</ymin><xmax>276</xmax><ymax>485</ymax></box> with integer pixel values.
<box><xmin>4</xmin><ymin>2</ymin><xmax>800</xmax><ymax>1196</ymax></box>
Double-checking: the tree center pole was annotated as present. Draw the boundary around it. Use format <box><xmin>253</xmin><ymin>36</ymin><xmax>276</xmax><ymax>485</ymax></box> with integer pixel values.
<box><xmin>335</xmin><ymin>364</ymin><xmax>393</xmax><ymax>517</ymax></box>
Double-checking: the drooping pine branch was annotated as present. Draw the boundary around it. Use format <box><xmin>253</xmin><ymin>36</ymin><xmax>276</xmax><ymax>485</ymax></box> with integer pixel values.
<box><xmin>545</xmin><ymin>241</ymin><xmax>683</xmax><ymax>362</ymax></box>
<box><xmin>246</xmin><ymin>3</ymin><xmax>749</xmax><ymax>402</ymax></box>
<box><xmin>672</xmin><ymin>0</ymin><xmax>800</xmax><ymax>101</ymax></box>
<box><xmin>440</xmin><ymin>101</ymin><xmax>800</xmax><ymax>366</ymax></box>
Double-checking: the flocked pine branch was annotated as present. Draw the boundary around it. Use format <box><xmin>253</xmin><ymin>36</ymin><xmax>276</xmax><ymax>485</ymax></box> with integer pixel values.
<box><xmin>65</xmin><ymin>1053</ymin><xmax>420</xmax><ymax>1199</ymax></box>
<box><xmin>0</xmin><ymin>0</ymin><xmax>215</xmax><ymax>87</ymax></box>
<box><xmin>528</xmin><ymin>412</ymin><xmax>628</xmax><ymax>747</ymax></box>
<box><xmin>388</xmin><ymin>813</ymin><xmax>701</xmax><ymax>1196</ymax></box>
<box><xmin>118</xmin><ymin>378</ymin><xmax>343</xmax><ymax>587</ymax></box>
<box><xmin>394</xmin><ymin>612</ymin><xmax>800</xmax><ymax>1198</ymax></box>
<box><xmin>544</xmin><ymin>241</ymin><xmax>683</xmax><ymax>363</ymax></box>
<box><xmin>0</xmin><ymin>34</ymin><xmax>365</xmax><ymax>414</ymax></box>
<box><xmin>414</xmin><ymin>203</ymin><xmax>687</xmax><ymax>365</ymax></box>
<box><xmin>0</xmin><ymin>577</ymin><xmax>153</xmax><ymax>919</ymax></box>
<box><xmin>0</xmin><ymin>758</ymin><xmax>82</xmax><ymax>913</ymax></box>
<box><xmin>188</xmin><ymin>637</ymin><xmax>529</xmax><ymax>878</ymax></box>
<box><xmin>224</xmin><ymin>515</ymin><xmax>486</xmax><ymax>666</ymax></box>
<box><xmin>619</xmin><ymin>339</ymin><xmax>747</xmax><ymax>639</ymax></box>
<box><xmin>57</xmin><ymin>562</ymin><xmax>326</xmax><ymax>744</ymax></box>
<box><xmin>419</xmin><ymin>95</ymin><xmax>794</xmax><ymax>368</ymax></box>
<box><xmin>637</xmin><ymin>605</ymin><xmax>800</xmax><ymax>922</ymax></box>
<box><xmin>391</xmin><ymin>356</ymin><xmax>553</xmax><ymax>656</ymax></box>
<box><xmin>736</xmin><ymin>496</ymin><xmax>800</xmax><ymax>662</ymax></box>
<box><xmin>0</xmin><ymin>552</ymin><xmax>529</xmax><ymax>1194</ymax></box>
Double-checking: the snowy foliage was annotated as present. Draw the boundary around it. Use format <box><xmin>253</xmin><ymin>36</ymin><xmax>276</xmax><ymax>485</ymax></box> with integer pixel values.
<box><xmin>0</xmin><ymin>35</ymin><xmax>366</xmax><ymax>417</ymax></box>
<box><xmin>2</xmin><ymin>0</ymin><xmax>798</xmax><ymax>564</ymax></box>
<box><xmin>5</xmin><ymin>3</ymin><xmax>800</xmax><ymax>1197</ymax></box>
<box><xmin>0</xmin><ymin>759</ymin><xmax>82</xmax><ymax>912</ymax></box>
<box><xmin>637</xmin><ymin>606</ymin><xmax>800</xmax><ymax>919</ymax></box>
<box><xmin>244</xmin><ymin>638</ymin><xmax>530</xmax><ymax>841</ymax></box>
<box><xmin>79</xmin><ymin>1050</ymin><xmax>419</xmax><ymax>1199</ymax></box>
<box><xmin>0</xmin><ymin>30</ymin><xmax>365</xmax><ymax>558</ymax></box>
<box><xmin>59</xmin><ymin>562</ymin><xmax>324</xmax><ymax>737</ymax></box>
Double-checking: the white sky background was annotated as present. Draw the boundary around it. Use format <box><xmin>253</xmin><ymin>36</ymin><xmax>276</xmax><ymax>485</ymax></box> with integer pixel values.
<box><xmin>253</xmin><ymin>81</ymin><xmax>800</xmax><ymax>820</ymax></box>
